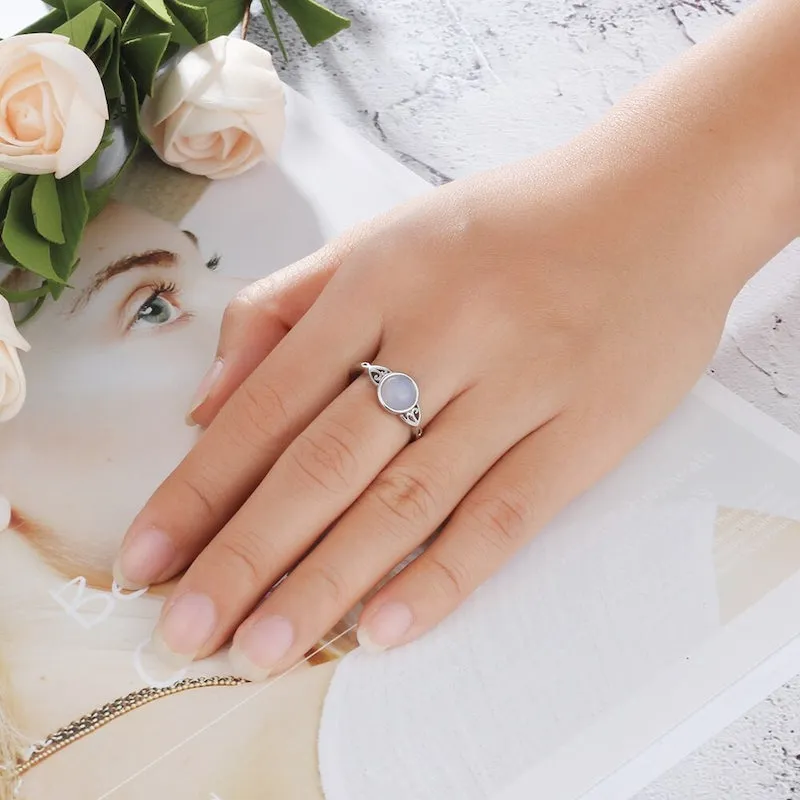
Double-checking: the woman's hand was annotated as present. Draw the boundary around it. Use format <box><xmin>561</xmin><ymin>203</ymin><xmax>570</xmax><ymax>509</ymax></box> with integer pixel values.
<box><xmin>115</xmin><ymin>0</ymin><xmax>800</xmax><ymax>679</ymax></box>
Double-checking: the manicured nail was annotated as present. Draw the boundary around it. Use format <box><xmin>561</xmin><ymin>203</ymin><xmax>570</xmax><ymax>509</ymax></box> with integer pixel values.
<box><xmin>229</xmin><ymin>615</ymin><xmax>294</xmax><ymax>681</ymax></box>
<box><xmin>113</xmin><ymin>527</ymin><xmax>175</xmax><ymax>590</ymax></box>
<box><xmin>357</xmin><ymin>602</ymin><xmax>413</xmax><ymax>653</ymax></box>
<box><xmin>152</xmin><ymin>592</ymin><xmax>218</xmax><ymax>668</ymax></box>
<box><xmin>186</xmin><ymin>358</ymin><xmax>224</xmax><ymax>424</ymax></box>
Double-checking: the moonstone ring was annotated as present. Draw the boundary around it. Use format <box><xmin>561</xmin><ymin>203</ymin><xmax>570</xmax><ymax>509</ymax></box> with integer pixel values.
<box><xmin>361</xmin><ymin>362</ymin><xmax>423</xmax><ymax>440</ymax></box>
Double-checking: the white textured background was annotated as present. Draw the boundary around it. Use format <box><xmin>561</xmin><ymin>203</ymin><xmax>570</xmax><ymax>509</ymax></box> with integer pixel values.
<box><xmin>249</xmin><ymin>1</ymin><xmax>800</xmax><ymax>796</ymax></box>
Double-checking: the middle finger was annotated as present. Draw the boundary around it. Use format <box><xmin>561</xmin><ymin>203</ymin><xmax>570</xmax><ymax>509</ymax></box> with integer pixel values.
<box><xmin>229</xmin><ymin>382</ymin><xmax>539</xmax><ymax>679</ymax></box>
<box><xmin>153</xmin><ymin>352</ymin><xmax>459</xmax><ymax>663</ymax></box>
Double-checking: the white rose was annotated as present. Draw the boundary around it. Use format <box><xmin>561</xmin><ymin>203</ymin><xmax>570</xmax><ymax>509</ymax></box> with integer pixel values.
<box><xmin>0</xmin><ymin>33</ymin><xmax>108</xmax><ymax>179</ymax></box>
<box><xmin>0</xmin><ymin>296</ymin><xmax>30</xmax><ymax>423</ymax></box>
<box><xmin>142</xmin><ymin>36</ymin><xmax>285</xmax><ymax>180</ymax></box>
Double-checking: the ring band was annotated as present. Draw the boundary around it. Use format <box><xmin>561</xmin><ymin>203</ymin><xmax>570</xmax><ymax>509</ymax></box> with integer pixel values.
<box><xmin>361</xmin><ymin>362</ymin><xmax>423</xmax><ymax>440</ymax></box>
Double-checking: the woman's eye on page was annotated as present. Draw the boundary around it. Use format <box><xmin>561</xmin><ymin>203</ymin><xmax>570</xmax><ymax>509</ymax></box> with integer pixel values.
<box><xmin>136</xmin><ymin>296</ymin><xmax>177</xmax><ymax>326</ymax></box>
<box><xmin>128</xmin><ymin>283</ymin><xmax>183</xmax><ymax>332</ymax></box>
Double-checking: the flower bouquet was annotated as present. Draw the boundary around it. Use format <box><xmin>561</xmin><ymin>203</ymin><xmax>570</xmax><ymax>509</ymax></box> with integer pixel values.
<box><xmin>0</xmin><ymin>0</ymin><xmax>348</xmax><ymax>420</ymax></box>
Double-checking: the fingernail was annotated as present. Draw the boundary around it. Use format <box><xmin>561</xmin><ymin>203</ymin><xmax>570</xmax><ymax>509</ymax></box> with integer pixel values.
<box><xmin>229</xmin><ymin>615</ymin><xmax>294</xmax><ymax>681</ymax></box>
<box><xmin>114</xmin><ymin>527</ymin><xmax>175</xmax><ymax>590</ymax></box>
<box><xmin>357</xmin><ymin>602</ymin><xmax>413</xmax><ymax>653</ymax></box>
<box><xmin>153</xmin><ymin>592</ymin><xmax>217</xmax><ymax>668</ymax></box>
<box><xmin>186</xmin><ymin>358</ymin><xmax>224</xmax><ymax>425</ymax></box>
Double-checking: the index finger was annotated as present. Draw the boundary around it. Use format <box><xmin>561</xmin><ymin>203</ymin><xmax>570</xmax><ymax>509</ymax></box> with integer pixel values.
<box><xmin>190</xmin><ymin>239</ymin><xmax>354</xmax><ymax>429</ymax></box>
<box><xmin>114</xmin><ymin>289</ymin><xmax>380</xmax><ymax>590</ymax></box>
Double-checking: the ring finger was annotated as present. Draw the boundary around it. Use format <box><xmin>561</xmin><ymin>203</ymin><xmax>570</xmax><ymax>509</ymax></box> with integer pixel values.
<box><xmin>152</xmin><ymin>349</ymin><xmax>461</xmax><ymax>664</ymax></box>
<box><xmin>226</xmin><ymin>382</ymin><xmax>554</xmax><ymax>679</ymax></box>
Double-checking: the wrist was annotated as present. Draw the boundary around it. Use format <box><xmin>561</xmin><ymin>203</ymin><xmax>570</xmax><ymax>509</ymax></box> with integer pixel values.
<box><xmin>579</xmin><ymin>0</ymin><xmax>800</xmax><ymax>298</ymax></box>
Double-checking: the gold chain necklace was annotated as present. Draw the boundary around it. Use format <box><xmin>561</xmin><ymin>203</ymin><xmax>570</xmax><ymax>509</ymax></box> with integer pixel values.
<box><xmin>12</xmin><ymin>675</ymin><xmax>249</xmax><ymax>782</ymax></box>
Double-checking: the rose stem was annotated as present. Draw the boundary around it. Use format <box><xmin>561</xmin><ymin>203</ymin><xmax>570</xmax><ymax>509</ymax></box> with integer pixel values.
<box><xmin>241</xmin><ymin>1</ymin><xmax>252</xmax><ymax>39</ymax></box>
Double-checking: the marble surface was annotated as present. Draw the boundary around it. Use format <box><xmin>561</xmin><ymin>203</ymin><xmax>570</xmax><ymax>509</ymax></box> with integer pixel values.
<box><xmin>248</xmin><ymin>0</ymin><xmax>800</xmax><ymax>797</ymax></box>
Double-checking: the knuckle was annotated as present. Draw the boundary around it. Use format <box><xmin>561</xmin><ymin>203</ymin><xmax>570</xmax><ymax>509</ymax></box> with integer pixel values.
<box><xmin>424</xmin><ymin>554</ymin><xmax>471</xmax><ymax>602</ymax></box>
<box><xmin>222</xmin><ymin>280</ymin><xmax>285</xmax><ymax>343</ymax></box>
<box><xmin>215</xmin><ymin>528</ymin><xmax>271</xmax><ymax>590</ymax></box>
<box><xmin>222</xmin><ymin>289</ymin><xmax>259</xmax><ymax>332</ymax></box>
<box><xmin>465</xmin><ymin>488</ymin><xmax>531</xmax><ymax>551</ymax></box>
<box><xmin>233</xmin><ymin>379</ymin><xmax>291</xmax><ymax>439</ymax></box>
<box><xmin>306</xmin><ymin>561</ymin><xmax>350</xmax><ymax>607</ymax></box>
<box><xmin>222</xmin><ymin>292</ymin><xmax>249</xmax><ymax>327</ymax></box>
<box><xmin>288</xmin><ymin>421</ymin><xmax>359</xmax><ymax>494</ymax></box>
<box><xmin>174</xmin><ymin>472</ymin><xmax>220</xmax><ymax>521</ymax></box>
<box><xmin>370</xmin><ymin>465</ymin><xmax>440</xmax><ymax>532</ymax></box>
<box><xmin>226</xmin><ymin>280</ymin><xmax>271</xmax><ymax>319</ymax></box>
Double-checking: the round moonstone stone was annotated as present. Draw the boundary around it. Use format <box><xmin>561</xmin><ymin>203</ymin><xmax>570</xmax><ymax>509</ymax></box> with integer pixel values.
<box><xmin>378</xmin><ymin>373</ymin><xmax>418</xmax><ymax>413</ymax></box>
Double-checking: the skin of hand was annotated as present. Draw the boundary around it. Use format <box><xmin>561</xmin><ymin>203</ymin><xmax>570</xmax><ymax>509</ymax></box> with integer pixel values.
<box><xmin>114</xmin><ymin>0</ymin><xmax>800</xmax><ymax>680</ymax></box>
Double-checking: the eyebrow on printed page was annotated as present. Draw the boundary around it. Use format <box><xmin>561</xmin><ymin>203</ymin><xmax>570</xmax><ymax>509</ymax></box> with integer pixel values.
<box><xmin>70</xmin><ymin>249</ymin><xmax>178</xmax><ymax>313</ymax></box>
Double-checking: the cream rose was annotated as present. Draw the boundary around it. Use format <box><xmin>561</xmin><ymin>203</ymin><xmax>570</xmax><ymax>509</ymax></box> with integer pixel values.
<box><xmin>142</xmin><ymin>36</ymin><xmax>285</xmax><ymax>180</ymax></box>
<box><xmin>0</xmin><ymin>296</ymin><xmax>30</xmax><ymax>423</ymax></box>
<box><xmin>0</xmin><ymin>33</ymin><xmax>108</xmax><ymax>179</ymax></box>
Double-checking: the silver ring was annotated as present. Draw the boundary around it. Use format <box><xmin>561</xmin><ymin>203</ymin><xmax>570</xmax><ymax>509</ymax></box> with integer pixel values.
<box><xmin>361</xmin><ymin>362</ymin><xmax>423</xmax><ymax>440</ymax></box>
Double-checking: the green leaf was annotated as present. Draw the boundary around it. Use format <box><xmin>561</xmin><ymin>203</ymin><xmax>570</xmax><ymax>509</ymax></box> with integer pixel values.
<box><xmin>188</xmin><ymin>0</ymin><xmax>248</xmax><ymax>39</ymax></box>
<box><xmin>0</xmin><ymin>170</ymin><xmax>24</xmax><ymax>222</ymax></box>
<box><xmin>90</xmin><ymin>21</ymin><xmax>116</xmax><ymax>76</ymax></box>
<box><xmin>80</xmin><ymin>122</ymin><xmax>115</xmax><ymax>178</ymax></box>
<box><xmin>122</xmin><ymin>32</ymin><xmax>171</xmax><ymax>96</ymax></box>
<box><xmin>276</xmin><ymin>0</ymin><xmax>349</xmax><ymax>46</ymax></box>
<box><xmin>0</xmin><ymin>284</ymin><xmax>52</xmax><ymax>305</ymax></box>
<box><xmin>120</xmin><ymin>66</ymin><xmax>143</xmax><ymax>138</ymax></box>
<box><xmin>121</xmin><ymin>4</ymin><xmax>172</xmax><ymax>40</ymax></box>
<box><xmin>18</xmin><ymin>294</ymin><xmax>48</xmax><ymax>324</ymax></box>
<box><xmin>123</xmin><ymin>0</ymin><xmax>194</xmax><ymax>46</ymax></box>
<box><xmin>53</xmin><ymin>1</ymin><xmax>105</xmax><ymax>49</ymax></box>
<box><xmin>86</xmin><ymin>134</ymin><xmax>142</xmax><ymax>219</ymax></box>
<box><xmin>132</xmin><ymin>0</ymin><xmax>173</xmax><ymax>23</ymax></box>
<box><xmin>32</xmin><ymin>174</ymin><xmax>65</xmax><ymax>245</ymax></box>
<box><xmin>2</xmin><ymin>180</ymin><xmax>64</xmax><ymax>283</ymax></box>
<box><xmin>88</xmin><ymin>15</ymin><xmax>119</xmax><ymax>60</ymax></box>
<box><xmin>0</xmin><ymin>170</ymin><xmax>16</xmax><ymax>192</ymax></box>
<box><xmin>166</xmin><ymin>0</ymin><xmax>209</xmax><ymax>44</ymax></box>
<box><xmin>47</xmin><ymin>280</ymin><xmax>68</xmax><ymax>302</ymax></box>
<box><xmin>258</xmin><ymin>0</ymin><xmax>287</xmax><ymax>59</ymax></box>
<box><xmin>122</xmin><ymin>0</ymin><xmax>201</xmax><ymax>47</ymax></box>
<box><xmin>162</xmin><ymin>15</ymin><xmax>198</xmax><ymax>45</ymax></box>
<box><xmin>53</xmin><ymin>3</ymin><xmax>125</xmax><ymax>99</ymax></box>
<box><xmin>100</xmin><ymin>25</ymin><xmax>124</xmax><ymax>99</ymax></box>
<box><xmin>51</xmin><ymin>171</ymin><xmax>89</xmax><ymax>281</ymax></box>
<box><xmin>46</xmin><ymin>0</ymin><xmax>101</xmax><ymax>15</ymax></box>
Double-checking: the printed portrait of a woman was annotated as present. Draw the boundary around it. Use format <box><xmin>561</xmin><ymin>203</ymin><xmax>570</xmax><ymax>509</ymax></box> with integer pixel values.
<box><xmin>0</xmin><ymin>160</ymin><xmax>350</xmax><ymax>800</ymax></box>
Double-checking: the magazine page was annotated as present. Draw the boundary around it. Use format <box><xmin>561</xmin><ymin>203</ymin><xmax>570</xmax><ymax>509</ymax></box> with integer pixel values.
<box><xmin>4</xmin><ymin>4</ymin><xmax>800</xmax><ymax>800</ymax></box>
<box><xmin>316</xmin><ymin>375</ymin><xmax>800</xmax><ymax>800</ymax></box>
<box><xmin>490</xmin><ymin>380</ymin><xmax>800</xmax><ymax>800</ymax></box>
